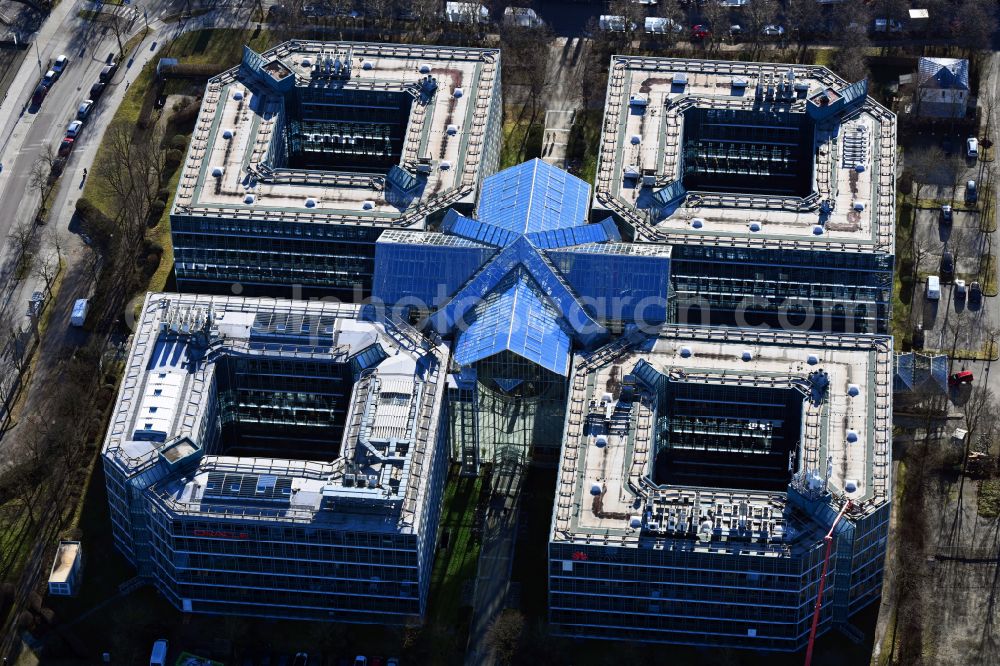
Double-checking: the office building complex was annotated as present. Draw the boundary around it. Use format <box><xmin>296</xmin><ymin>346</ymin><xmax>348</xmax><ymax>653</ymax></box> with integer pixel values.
<box><xmin>129</xmin><ymin>43</ymin><xmax>897</xmax><ymax>649</ymax></box>
<box><xmin>372</xmin><ymin>159</ymin><xmax>671</xmax><ymax>471</ymax></box>
<box><xmin>548</xmin><ymin>326</ymin><xmax>892</xmax><ymax>650</ymax></box>
<box><xmin>171</xmin><ymin>40</ymin><xmax>502</xmax><ymax>298</ymax></box>
<box><xmin>593</xmin><ymin>57</ymin><xmax>896</xmax><ymax>334</ymax></box>
<box><xmin>102</xmin><ymin>293</ymin><xmax>450</xmax><ymax>622</ymax></box>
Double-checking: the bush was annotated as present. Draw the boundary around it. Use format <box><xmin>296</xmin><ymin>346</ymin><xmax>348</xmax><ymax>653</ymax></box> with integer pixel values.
<box><xmin>75</xmin><ymin>197</ymin><xmax>115</xmax><ymax>250</ymax></box>
<box><xmin>169</xmin><ymin>100</ymin><xmax>202</xmax><ymax>127</ymax></box>
<box><xmin>149</xmin><ymin>199</ymin><xmax>166</xmax><ymax>221</ymax></box>
<box><xmin>158</xmin><ymin>187</ymin><xmax>172</xmax><ymax>202</ymax></box>
<box><xmin>170</xmin><ymin>134</ymin><xmax>188</xmax><ymax>150</ymax></box>
<box><xmin>165</xmin><ymin>149</ymin><xmax>183</xmax><ymax>168</ymax></box>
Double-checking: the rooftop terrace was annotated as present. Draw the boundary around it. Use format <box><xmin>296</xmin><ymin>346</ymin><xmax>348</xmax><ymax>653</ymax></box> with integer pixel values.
<box><xmin>173</xmin><ymin>40</ymin><xmax>500</xmax><ymax>229</ymax></box>
<box><xmin>594</xmin><ymin>57</ymin><xmax>896</xmax><ymax>255</ymax></box>
<box><xmin>552</xmin><ymin>326</ymin><xmax>892</xmax><ymax>555</ymax></box>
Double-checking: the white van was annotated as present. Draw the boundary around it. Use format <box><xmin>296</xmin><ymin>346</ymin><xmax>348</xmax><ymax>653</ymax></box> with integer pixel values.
<box><xmin>150</xmin><ymin>639</ymin><xmax>168</xmax><ymax>666</ymax></box>
<box><xmin>926</xmin><ymin>275</ymin><xmax>941</xmax><ymax>300</ymax></box>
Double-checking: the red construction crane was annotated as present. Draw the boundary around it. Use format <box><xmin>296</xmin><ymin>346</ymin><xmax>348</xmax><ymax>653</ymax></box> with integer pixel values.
<box><xmin>803</xmin><ymin>500</ymin><xmax>852</xmax><ymax>666</ymax></box>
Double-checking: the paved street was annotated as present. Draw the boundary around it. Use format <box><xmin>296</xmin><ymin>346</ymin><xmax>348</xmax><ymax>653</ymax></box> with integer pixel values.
<box><xmin>0</xmin><ymin>1</ymin><xmax>257</xmax><ymax>472</ymax></box>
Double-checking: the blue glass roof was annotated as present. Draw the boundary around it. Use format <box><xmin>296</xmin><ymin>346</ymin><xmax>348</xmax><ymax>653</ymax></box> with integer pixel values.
<box><xmin>371</xmin><ymin>160</ymin><xmax>672</xmax><ymax>371</ymax></box>
<box><xmin>432</xmin><ymin>236</ymin><xmax>606</xmax><ymax>346</ymax></box>
<box><xmin>477</xmin><ymin>159</ymin><xmax>591</xmax><ymax>236</ymax></box>
<box><xmin>453</xmin><ymin>269</ymin><xmax>573</xmax><ymax>376</ymax></box>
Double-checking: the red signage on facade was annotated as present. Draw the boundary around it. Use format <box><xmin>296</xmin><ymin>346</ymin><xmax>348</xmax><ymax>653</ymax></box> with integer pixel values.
<box><xmin>192</xmin><ymin>529</ymin><xmax>250</xmax><ymax>539</ymax></box>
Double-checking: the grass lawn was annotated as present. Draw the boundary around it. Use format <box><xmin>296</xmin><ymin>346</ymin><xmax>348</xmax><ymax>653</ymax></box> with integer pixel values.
<box><xmin>427</xmin><ymin>467</ymin><xmax>483</xmax><ymax>627</ymax></box>
<box><xmin>979</xmin><ymin>478</ymin><xmax>1000</xmax><ymax>519</ymax></box>
<box><xmin>565</xmin><ymin>109</ymin><xmax>601</xmax><ymax>186</ymax></box>
<box><xmin>161</xmin><ymin>28</ymin><xmax>275</xmax><ymax>69</ymax></box>
<box><xmin>499</xmin><ymin>117</ymin><xmax>543</xmax><ymax>170</ymax></box>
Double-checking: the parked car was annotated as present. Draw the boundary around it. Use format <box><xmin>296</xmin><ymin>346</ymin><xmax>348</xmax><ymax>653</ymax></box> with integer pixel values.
<box><xmin>762</xmin><ymin>24</ymin><xmax>785</xmax><ymax>36</ymax></box>
<box><xmin>31</xmin><ymin>83</ymin><xmax>48</xmax><ymax>106</ymax></box>
<box><xmin>873</xmin><ymin>18</ymin><xmax>904</xmax><ymax>33</ymax></box>
<box><xmin>940</xmin><ymin>204</ymin><xmax>952</xmax><ymax>223</ymax></box>
<box><xmin>967</xmin><ymin>137</ymin><xmax>979</xmax><ymax>159</ymax></box>
<box><xmin>941</xmin><ymin>250</ymin><xmax>954</xmax><ymax>277</ymax></box>
<box><xmin>354</xmin><ymin>657</ymin><xmax>368</xmax><ymax>666</ymax></box>
<box><xmin>949</xmin><ymin>370</ymin><xmax>974</xmax><ymax>386</ymax></box>
<box><xmin>52</xmin><ymin>54</ymin><xmax>69</xmax><ymax>75</ymax></box>
<box><xmin>58</xmin><ymin>137</ymin><xmax>74</xmax><ymax>157</ymax></box>
<box><xmin>954</xmin><ymin>279</ymin><xmax>966</xmax><ymax>299</ymax></box>
<box><xmin>370</xmin><ymin>658</ymin><xmax>383</xmax><ymax>666</ymax></box>
<box><xmin>926</xmin><ymin>275</ymin><xmax>941</xmax><ymax>300</ymax></box>
<box><xmin>386</xmin><ymin>659</ymin><xmax>399</xmax><ymax>666</ymax></box>
<box><xmin>89</xmin><ymin>81</ymin><xmax>106</xmax><ymax>99</ymax></box>
<box><xmin>42</xmin><ymin>69</ymin><xmax>57</xmax><ymax>87</ymax></box>
<box><xmin>77</xmin><ymin>99</ymin><xmax>94</xmax><ymax>119</ymax></box>
<box><xmin>691</xmin><ymin>24</ymin><xmax>711</xmax><ymax>40</ymax></box>
<box><xmin>970</xmin><ymin>281</ymin><xmax>982</xmax><ymax>302</ymax></box>
<box><xmin>292</xmin><ymin>654</ymin><xmax>309</xmax><ymax>666</ymax></box>
<box><xmin>966</xmin><ymin>179</ymin><xmax>978</xmax><ymax>203</ymax></box>
<box><xmin>66</xmin><ymin>120</ymin><xmax>83</xmax><ymax>138</ymax></box>
<box><xmin>99</xmin><ymin>62</ymin><xmax>118</xmax><ymax>82</ymax></box>
<box><xmin>27</xmin><ymin>291</ymin><xmax>44</xmax><ymax>317</ymax></box>
<box><xmin>149</xmin><ymin>639</ymin><xmax>169</xmax><ymax>666</ymax></box>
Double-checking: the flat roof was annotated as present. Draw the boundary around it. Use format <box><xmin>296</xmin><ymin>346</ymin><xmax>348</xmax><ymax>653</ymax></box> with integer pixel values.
<box><xmin>594</xmin><ymin>57</ymin><xmax>896</xmax><ymax>254</ymax></box>
<box><xmin>552</xmin><ymin>326</ymin><xmax>892</xmax><ymax>555</ymax></box>
<box><xmin>173</xmin><ymin>40</ymin><xmax>500</xmax><ymax>229</ymax></box>
<box><xmin>49</xmin><ymin>541</ymin><xmax>81</xmax><ymax>584</ymax></box>
<box><xmin>103</xmin><ymin>293</ymin><xmax>449</xmax><ymax>533</ymax></box>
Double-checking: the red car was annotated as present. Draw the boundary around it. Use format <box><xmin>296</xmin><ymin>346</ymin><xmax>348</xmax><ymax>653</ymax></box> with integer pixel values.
<box><xmin>949</xmin><ymin>370</ymin><xmax>974</xmax><ymax>386</ymax></box>
<box><xmin>58</xmin><ymin>137</ymin><xmax>75</xmax><ymax>157</ymax></box>
<box><xmin>691</xmin><ymin>24</ymin><xmax>711</xmax><ymax>40</ymax></box>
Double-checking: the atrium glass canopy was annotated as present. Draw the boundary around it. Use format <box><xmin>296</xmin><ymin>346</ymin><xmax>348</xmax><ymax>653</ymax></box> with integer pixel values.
<box><xmin>373</xmin><ymin>159</ymin><xmax>672</xmax><ymax>375</ymax></box>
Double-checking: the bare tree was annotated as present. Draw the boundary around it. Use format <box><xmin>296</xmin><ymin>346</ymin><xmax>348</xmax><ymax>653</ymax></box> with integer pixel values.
<box><xmin>831</xmin><ymin>23</ymin><xmax>871</xmax><ymax>83</ymax></box>
<box><xmin>908</xmin><ymin>145</ymin><xmax>947</xmax><ymax>202</ymax></box>
<box><xmin>739</xmin><ymin>0</ymin><xmax>779</xmax><ymax>55</ymax></box>
<box><xmin>952</xmin><ymin>0</ymin><xmax>998</xmax><ymax>55</ymax></box>
<box><xmin>108</xmin><ymin>4</ymin><xmax>135</xmax><ymax>58</ymax></box>
<box><xmin>9</xmin><ymin>221</ymin><xmax>38</xmax><ymax>277</ymax></box>
<box><xmin>28</xmin><ymin>145</ymin><xmax>58</xmax><ymax>214</ymax></box>
<box><xmin>699</xmin><ymin>2</ymin><xmax>729</xmax><ymax>54</ymax></box>
<box><xmin>99</xmin><ymin>124</ymin><xmax>167</xmax><ymax>265</ymax></box>
<box><xmin>786</xmin><ymin>0</ymin><xmax>822</xmax><ymax>56</ymax></box>
<box><xmin>653</xmin><ymin>0</ymin><xmax>685</xmax><ymax>48</ymax></box>
<box><xmin>32</xmin><ymin>256</ymin><xmax>58</xmax><ymax>300</ymax></box>
<box><xmin>486</xmin><ymin>609</ymin><xmax>524</xmax><ymax>666</ymax></box>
